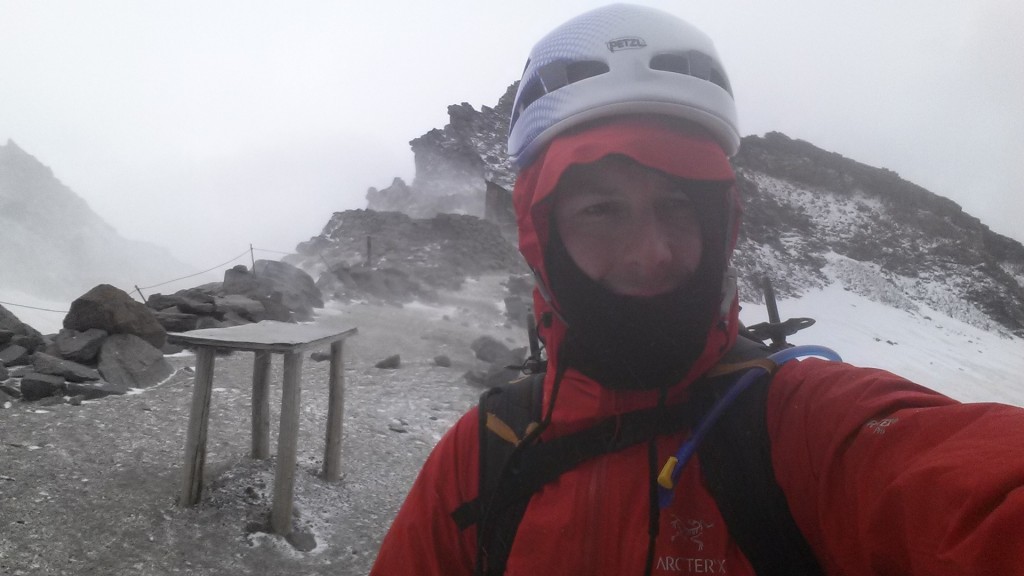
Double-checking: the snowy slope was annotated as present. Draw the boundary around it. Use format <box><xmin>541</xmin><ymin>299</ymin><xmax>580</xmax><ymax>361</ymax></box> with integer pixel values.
<box><xmin>741</xmin><ymin>283</ymin><xmax>1024</xmax><ymax>407</ymax></box>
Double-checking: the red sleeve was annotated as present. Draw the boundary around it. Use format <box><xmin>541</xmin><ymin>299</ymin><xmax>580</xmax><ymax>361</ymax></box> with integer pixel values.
<box><xmin>768</xmin><ymin>358</ymin><xmax>1024</xmax><ymax>574</ymax></box>
<box><xmin>370</xmin><ymin>408</ymin><xmax>481</xmax><ymax>576</ymax></box>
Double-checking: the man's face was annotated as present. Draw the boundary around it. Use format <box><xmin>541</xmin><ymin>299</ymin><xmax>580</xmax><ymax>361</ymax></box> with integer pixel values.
<box><xmin>552</xmin><ymin>155</ymin><xmax>703</xmax><ymax>297</ymax></box>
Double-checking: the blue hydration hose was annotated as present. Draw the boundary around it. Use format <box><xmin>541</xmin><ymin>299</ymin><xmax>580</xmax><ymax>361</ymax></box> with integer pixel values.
<box><xmin>657</xmin><ymin>345</ymin><xmax>842</xmax><ymax>509</ymax></box>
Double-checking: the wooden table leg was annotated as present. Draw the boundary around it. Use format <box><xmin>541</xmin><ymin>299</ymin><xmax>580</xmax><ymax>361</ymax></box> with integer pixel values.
<box><xmin>179</xmin><ymin>347</ymin><xmax>216</xmax><ymax>506</ymax></box>
<box><xmin>270</xmin><ymin>351</ymin><xmax>303</xmax><ymax>535</ymax></box>
<box><xmin>251</xmin><ymin>350</ymin><xmax>272</xmax><ymax>459</ymax></box>
<box><xmin>323</xmin><ymin>340</ymin><xmax>345</xmax><ymax>481</ymax></box>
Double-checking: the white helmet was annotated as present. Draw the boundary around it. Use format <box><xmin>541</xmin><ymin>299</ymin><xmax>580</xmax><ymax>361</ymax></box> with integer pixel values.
<box><xmin>508</xmin><ymin>3</ymin><xmax>739</xmax><ymax>169</ymax></box>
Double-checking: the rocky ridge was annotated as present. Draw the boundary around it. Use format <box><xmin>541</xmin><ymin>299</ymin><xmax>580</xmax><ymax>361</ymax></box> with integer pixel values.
<box><xmin>364</xmin><ymin>84</ymin><xmax>1024</xmax><ymax>337</ymax></box>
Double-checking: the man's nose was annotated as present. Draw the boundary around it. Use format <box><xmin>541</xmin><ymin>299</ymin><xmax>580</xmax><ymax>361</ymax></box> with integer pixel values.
<box><xmin>624</xmin><ymin>216</ymin><xmax>673</xmax><ymax>272</ymax></box>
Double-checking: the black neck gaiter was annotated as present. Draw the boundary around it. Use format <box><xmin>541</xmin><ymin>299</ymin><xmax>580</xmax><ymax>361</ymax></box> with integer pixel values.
<box><xmin>543</xmin><ymin>188</ymin><xmax>728</xmax><ymax>391</ymax></box>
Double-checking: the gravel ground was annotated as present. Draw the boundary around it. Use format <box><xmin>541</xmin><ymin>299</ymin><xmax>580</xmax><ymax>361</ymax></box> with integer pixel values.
<box><xmin>0</xmin><ymin>275</ymin><xmax>524</xmax><ymax>575</ymax></box>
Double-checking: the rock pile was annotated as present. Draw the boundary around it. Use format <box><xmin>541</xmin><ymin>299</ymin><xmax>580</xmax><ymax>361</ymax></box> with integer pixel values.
<box><xmin>0</xmin><ymin>285</ymin><xmax>176</xmax><ymax>405</ymax></box>
<box><xmin>146</xmin><ymin>259</ymin><xmax>324</xmax><ymax>332</ymax></box>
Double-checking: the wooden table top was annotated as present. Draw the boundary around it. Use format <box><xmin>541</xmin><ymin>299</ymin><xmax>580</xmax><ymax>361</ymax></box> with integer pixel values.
<box><xmin>167</xmin><ymin>320</ymin><xmax>358</xmax><ymax>353</ymax></box>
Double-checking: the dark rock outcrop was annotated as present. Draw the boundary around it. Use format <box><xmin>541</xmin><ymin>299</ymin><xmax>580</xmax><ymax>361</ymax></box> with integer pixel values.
<box><xmin>146</xmin><ymin>260</ymin><xmax>322</xmax><ymax>333</ymax></box>
<box><xmin>64</xmin><ymin>284</ymin><xmax>167</xmax><ymax>349</ymax></box>
<box><xmin>0</xmin><ymin>304</ymin><xmax>45</xmax><ymax>353</ymax></box>
<box><xmin>288</xmin><ymin>210</ymin><xmax>526</xmax><ymax>305</ymax></box>
<box><xmin>20</xmin><ymin>372</ymin><xmax>65</xmax><ymax>401</ymax></box>
<box><xmin>32</xmin><ymin>352</ymin><xmax>101</xmax><ymax>383</ymax></box>
<box><xmin>53</xmin><ymin>328</ymin><xmax>107</xmax><ymax>364</ymax></box>
<box><xmin>97</xmin><ymin>334</ymin><xmax>174</xmax><ymax>389</ymax></box>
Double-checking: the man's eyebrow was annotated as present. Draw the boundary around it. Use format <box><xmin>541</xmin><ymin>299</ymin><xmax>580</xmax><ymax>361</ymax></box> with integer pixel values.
<box><xmin>555</xmin><ymin>177</ymin><xmax>617</xmax><ymax>198</ymax></box>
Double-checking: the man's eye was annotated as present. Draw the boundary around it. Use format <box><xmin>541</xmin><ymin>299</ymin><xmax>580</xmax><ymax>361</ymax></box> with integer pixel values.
<box><xmin>579</xmin><ymin>202</ymin><xmax>620</xmax><ymax>217</ymax></box>
<box><xmin>663</xmin><ymin>195</ymin><xmax>694</xmax><ymax>211</ymax></box>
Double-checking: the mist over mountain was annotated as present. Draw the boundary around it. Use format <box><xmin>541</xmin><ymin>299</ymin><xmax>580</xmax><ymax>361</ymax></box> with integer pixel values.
<box><xmin>361</xmin><ymin>83</ymin><xmax>1024</xmax><ymax>337</ymax></box>
<box><xmin>0</xmin><ymin>139</ymin><xmax>195</xmax><ymax>301</ymax></box>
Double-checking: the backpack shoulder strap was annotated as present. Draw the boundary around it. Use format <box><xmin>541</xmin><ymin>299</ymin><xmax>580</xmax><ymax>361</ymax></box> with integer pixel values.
<box><xmin>449</xmin><ymin>372</ymin><xmax>544</xmax><ymax>576</ymax></box>
<box><xmin>692</xmin><ymin>354</ymin><xmax>824</xmax><ymax>576</ymax></box>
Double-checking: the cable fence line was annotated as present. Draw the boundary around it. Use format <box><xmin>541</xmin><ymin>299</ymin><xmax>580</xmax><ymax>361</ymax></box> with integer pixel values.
<box><xmin>0</xmin><ymin>244</ymin><xmax>299</xmax><ymax>315</ymax></box>
<box><xmin>132</xmin><ymin>244</ymin><xmax>299</xmax><ymax>302</ymax></box>
<box><xmin>137</xmin><ymin>248</ymin><xmax>252</xmax><ymax>290</ymax></box>
<box><xmin>0</xmin><ymin>300</ymin><xmax>70</xmax><ymax>314</ymax></box>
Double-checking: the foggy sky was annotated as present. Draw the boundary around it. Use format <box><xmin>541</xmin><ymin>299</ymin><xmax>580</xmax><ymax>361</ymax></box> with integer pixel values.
<box><xmin>1</xmin><ymin>0</ymin><xmax>1021</xmax><ymax>272</ymax></box>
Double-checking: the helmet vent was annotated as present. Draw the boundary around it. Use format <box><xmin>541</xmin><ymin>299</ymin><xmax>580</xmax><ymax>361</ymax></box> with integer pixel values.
<box><xmin>566</xmin><ymin>60</ymin><xmax>610</xmax><ymax>84</ymax></box>
<box><xmin>650</xmin><ymin>52</ymin><xmax>732</xmax><ymax>96</ymax></box>
<box><xmin>511</xmin><ymin>60</ymin><xmax>611</xmax><ymax>133</ymax></box>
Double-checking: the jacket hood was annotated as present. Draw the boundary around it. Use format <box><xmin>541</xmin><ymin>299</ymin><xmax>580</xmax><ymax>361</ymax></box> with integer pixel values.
<box><xmin>512</xmin><ymin>116</ymin><xmax>743</xmax><ymax>423</ymax></box>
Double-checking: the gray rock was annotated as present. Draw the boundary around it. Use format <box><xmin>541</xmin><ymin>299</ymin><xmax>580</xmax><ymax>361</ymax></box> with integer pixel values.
<box><xmin>7</xmin><ymin>366</ymin><xmax>32</xmax><ymax>379</ymax></box>
<box><xmin>0</xmin><ymin>305</ymin><xmax>45</xmax><ymax>352</ymax></box>
<box><xmin>0</xmin><ymin>363</ymin><xmax>8</xmax><ymax>380</ymax></box>
<box><xmin>375</xmin><ymin>354</ymin><xmax>401</xmax><ymax>369</ymax></box>
<box><xmin>285</xmin><ymin>527</ymin><xmax>317</xmax><ymax>552</ymax></box>
<box><xmin>0</xmin><ymin>344</ymin><xmax>31</xmax><ymax>366</ymax></box>
<box><xmin>153</xmin><ymin>310</ymin><xmax>200</xmax><ymax>333</ymax></box>
<box><xmin>97</xmin><ymin>334</ymin><xmax>174</xmax><ymax>389</ymax></box>
<box><xmin>214</xmin><ymin>295</ymin><xmax>266</xmax><ymax>323</ymax></box>
<box><xmin>53</xmin><ymin>328</ymin><xmax>108</xmax><ymax>364</ymax></box>
<box><xmin>0</xmin><ymin>329</ymin><xmax>13</xmax><ymax>347</ymax></box>
<box><xmin>470</xmin><ymin>335</ymin><xmax>520</xmax><ymax>365</ymax></box>
<box><xmin>0</xmin><ymin>381</ymin><xmax>21</xmax><ymax>398</ymax></box>
<box><xmin>65</xmin><ymin>379</ymin><xmax>130</xmax><ymax>400</ymax></box>
<box><xmin>195</xmin><ymin>316</ymin><xmax>226</xmax><ymax>330</ymax></box>
<box><xmin>0</xmin><ymin>387</ymin><xmax>14</xmax><ymax>406</ymax></box>
<box><xmin>20</xmin><ymin>372</ymin><xmax>65</xmax><ymax>401</ymax></box>
<box><xmin>33</xmin><ymin>352</ymin><xmax>101</xmax><ymax>382</ymax></box>
<box><xmin>222</xmin><ymin>265</ymin><xmax>262</xmax><ymax>295</ymax></box>
<box><xmin>64</xmin><ymin>284</ymin><xmax>167</xmax><ymax>349</ymax></box>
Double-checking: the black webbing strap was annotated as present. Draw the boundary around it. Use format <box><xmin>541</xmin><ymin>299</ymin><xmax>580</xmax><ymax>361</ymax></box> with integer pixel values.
<box><xmin>695</xmin><ymin>374</ymin><xmax>824</xmax><ymax>576</ymax></box>
<box><xmin>482</xmin><ymin>399</ymin><xmax>701</xmax><ymax>521</ymax></box>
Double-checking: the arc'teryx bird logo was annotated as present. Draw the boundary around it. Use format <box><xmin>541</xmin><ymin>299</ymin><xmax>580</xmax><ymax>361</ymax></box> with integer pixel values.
<box><xmin>670</xmin><ymin>515</ymin><xmax>715</xmax><ymax>551</ymax></box>
<box><xmin>867</xmin><ymin>417</ymin><xmax>899</xmax><ymax>435</ymax></box>
<box><xmin>607</xmin><ymin>36</ymin><xmax>647</xmax><ymax>52</ymax></box>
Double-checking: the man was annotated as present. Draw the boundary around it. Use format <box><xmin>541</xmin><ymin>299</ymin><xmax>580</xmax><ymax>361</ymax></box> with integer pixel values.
<box><xmin>371</xmin><ymin>4</ymin><xmax>1024</xmax><ymax>575</ymax></box>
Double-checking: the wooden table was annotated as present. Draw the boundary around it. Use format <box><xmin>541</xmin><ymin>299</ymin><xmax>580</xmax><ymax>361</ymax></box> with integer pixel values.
<box><xmin>167</xmin><ymin>320</ymin><xmax>358</xmax><ymax>535</ymax></box>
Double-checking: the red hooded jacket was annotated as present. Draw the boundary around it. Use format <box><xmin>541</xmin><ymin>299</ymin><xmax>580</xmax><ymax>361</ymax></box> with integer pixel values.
<box><xmin>371</xmin><ymin>119</ymin><xmax>1024</xmax><ymax>575</ymax></box>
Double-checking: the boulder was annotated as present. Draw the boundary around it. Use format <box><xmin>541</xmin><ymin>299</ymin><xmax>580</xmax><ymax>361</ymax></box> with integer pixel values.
<box><xmin>64</xmin><ymin>284</ymin><xmax>167</xmax><ymax>349</ymax></box>
<box><xmin>214</xmin><ymin>295</ymin><xmax>266</xmax><ymax>323</ymax></box>
<box><xmin>222</xmin><ymin>265</ymin><xmax>262</xmax><ymax>295</ymax></box>
<box><xmin>65</xmin><ymin>379</ymin><xmax>130</xmax><ymax>400</ymax></box>
<box><xmin>0</xmin><ymin>305</ymin><xmax>45</xmax><ymax>352</ymax></box>
<box><xmin>254</xmin><ymin>259</ymin><xmax>323</xmax><ymax>308</ymax></box>
<box><xmin>470</xmin><ymin>335</ymin><xmax>523</xmax><ymax>365</ymax></box>
<box><xmin>97</xmin><ymin>334</ymin><xmax>174</xmax><ymax>389</ymax></box>
<box><xmin>0</xmin><ymin>363</ymin><xmax>8</xmax><ymax>380</ymax></box>
<box><xmin>33</xmin><ymin>352</ymin><xmax>101</xmax><ymax>383</ymax></box>
<box><xmin>0</xmin><ymin>381</ymin><xmax>20</xmax><ymax>398</ymax></box>
<box><xmin>222</xmin><ymin>261</ymin><xmax>322</xmax><ymax>321</ymax></box>
<box><xmin>375</xmin><ymin>354</ymin><xmax>401</xmax><ymax>369</ymax></box>
<box><xmin>153</xmin><ymin>310</ymin><xmax>200</xmax><ymax>333</ymax></box>
<box><xmin>0</xmin><ymin>344</ymin><xmax>31</xmax><ymax>366</ymax></box>
<box><xmin>146</xmin><ymin>293</ymin><xmax>183</xmax><ymax>311</ymax></box>
<box><xmin>20</xmin><ymin>372</ymin><xmax>65</xmax><ymax>401</ymax></box>
<box><xmin>53</xmin><ymin>328</ymin><xmax>107</xmax><ymax>364</ymax></box>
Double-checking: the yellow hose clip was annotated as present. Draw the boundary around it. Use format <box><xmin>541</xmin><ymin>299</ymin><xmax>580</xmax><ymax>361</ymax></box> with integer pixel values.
<box><xmin>657</xmin><ymin>457</ymin><xmax>678</xmax><ymax>489</ymax></box>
